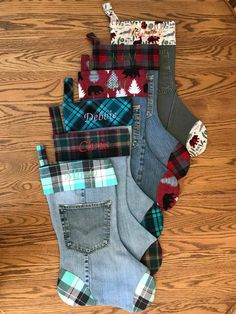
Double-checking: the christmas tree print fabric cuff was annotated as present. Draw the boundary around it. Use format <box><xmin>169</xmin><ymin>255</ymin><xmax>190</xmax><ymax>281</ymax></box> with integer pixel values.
<box><xmin>78</xmin><ymin>69</ymin><xmax>148</xmax><ymax>100</ymax></box>
<box><xmin>36</xmin><ymin>144</ymin><xmax>118</xmax><ymax>195</ymax></box>
<box><xmin>102</xmin><ymin>2</ymin><xmax>176</xmax><ymax>45</ymax></box>
<box><xmin>86</xmin><ymin>32</ymin><xmax>160</xmax><ymax>70</ymax></box>
<box><xmin>49</xmin><ymin>106</ymin><xmax>131</xmax><ymax>162</ymax></box>
<box><xmin>63</xmin><ymin>78</ymin><xmax>134</xmax><ymax>131</ymax></box>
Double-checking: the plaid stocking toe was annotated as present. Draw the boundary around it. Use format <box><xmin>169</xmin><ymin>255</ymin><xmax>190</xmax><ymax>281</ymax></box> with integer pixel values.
<box><xmin>57</xmin><ymin>268</ymin><xmax>96</xmax><ymax>306</ymax></box>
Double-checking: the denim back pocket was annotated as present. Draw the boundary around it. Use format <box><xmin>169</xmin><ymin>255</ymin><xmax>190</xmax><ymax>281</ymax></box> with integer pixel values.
<box><xmin>59</xmin><ymin>200</ymin><xmax>111</xmax><ymax>254</ymax></box>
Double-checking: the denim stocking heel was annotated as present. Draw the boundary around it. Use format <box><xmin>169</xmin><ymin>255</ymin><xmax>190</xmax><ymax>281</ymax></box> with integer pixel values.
<box><xmin>158</xmin><ymin>46</ymin><xmax>208</xmax><ymax>157</ymax></box>
<box><xmin>37</xmin><ymin>145</ymin><xmax>156</xmax><ymax>312</ymax></box>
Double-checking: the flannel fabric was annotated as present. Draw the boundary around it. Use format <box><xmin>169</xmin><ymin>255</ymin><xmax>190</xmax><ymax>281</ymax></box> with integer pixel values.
<box><xmin>133</xmin><ymin>272</ymin><xmax>156</xmax><ymax>312</ymax></box>
<box><xmin>63</xmin><ymin>79</ymin><xmax>134</xmax><ymax>131</ymax></box>
<box><xmin>141</xmin><ymin>204</ymin><xmax>163</xmax><ymax>238</ymax></box>
<box><xmin>78</xmin><ymin>69</ymin><xmax>148</xmax><ymax>100</ymax></box>
<box><xmin>37</xmin><ymin>144</ymin><xmax>48</xmax><ymax>167</ymax></box>
<box><xmin>57</xmin><ymin>268</ymin><xmax>96</xmax><ymax>306</ymax></box>
<box><xmin>63</xmin><ymin>96</ymin><xmax>134</xmax><ymax>131</ymax></box>
<box><xmin>102</xmin><ymin>3</ymin><xmax>176</xmax><ymax>46</ymax></box>
<box><xmin>86</xmin><ymin>33</ymin><xmax>160</xmax><ymax>70</ymax></box>
<box><xmin>141</xmin><ymin>241</ymin><xmax>162</xmax><ymax>275</ymax></box>
<box><xmin>49</xmin><ymin>106</ymin><xmax>131</xmax><ymax>162</ymax></box>
<box><xmin>167</xmin><ymin>143</ymin><xmax>191</xmax><ymax>179</ymax></box>
<box><xmin>53</xmin><ymin>127</ymin><xmax>131</xmax><ymax>162</ymax></box>
<box><xmin>36</xmin><ymin>145</ymin><xmax>118</xmax><ymax>196</ymax></box>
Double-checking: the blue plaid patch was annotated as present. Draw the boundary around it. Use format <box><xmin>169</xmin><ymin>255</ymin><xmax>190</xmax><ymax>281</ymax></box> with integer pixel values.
<box><xmin>62</xmin><ymin>96</ymin><xmax>134</xmax><ymax>132</ymax></box>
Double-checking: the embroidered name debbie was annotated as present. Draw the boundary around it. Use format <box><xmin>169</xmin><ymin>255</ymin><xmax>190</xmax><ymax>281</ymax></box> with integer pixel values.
<box><xmin>84</xmin><ymin>111</ymin><xmax>117</xmax><ymax>121</ymax></box>
<box><xmin>78</xmin><ymin>140</ymin><xmax>109</xmax><ymax>153</ymax></box>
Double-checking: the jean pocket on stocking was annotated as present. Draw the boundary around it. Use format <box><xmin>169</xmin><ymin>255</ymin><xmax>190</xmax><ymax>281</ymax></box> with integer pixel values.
<box><xmin>59</xmin><ymin>200</ymin><xmax>111</xmax><ymax>254</ymax></box>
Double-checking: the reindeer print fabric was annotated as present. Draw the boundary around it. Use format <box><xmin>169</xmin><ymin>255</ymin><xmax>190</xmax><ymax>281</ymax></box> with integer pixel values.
<box><xmin>110</xmin><ymin>20</ymin><xmax>176</xmax><ymax>46</ymax></box>
<box><xmin>78</xmin><ymin>69</ymin><xmax>148</xmax><ymax>100</ymax></box>
<box><xmin>102</xmin><ymin>2</ymin><xmax>176</xmax><ymax>45</ymax></box>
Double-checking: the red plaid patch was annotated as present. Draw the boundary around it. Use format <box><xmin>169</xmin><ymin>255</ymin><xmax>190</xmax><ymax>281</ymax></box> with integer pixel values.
<box><xmin>167</xmin><ymin>143</ymin><xmax>191</xmax><ymax>179</ymax></box>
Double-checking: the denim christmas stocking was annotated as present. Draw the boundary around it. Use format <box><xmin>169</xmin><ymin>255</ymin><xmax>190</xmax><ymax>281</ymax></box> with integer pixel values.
<box><xmin>157</xmin><ymin>45</ymin><xmax>208</xmax><ymax>157</ymax></box>
<box><xmin>37</xmin><ymin>144</ymin><xmax>156</xmax><ymax>312</ymax></box>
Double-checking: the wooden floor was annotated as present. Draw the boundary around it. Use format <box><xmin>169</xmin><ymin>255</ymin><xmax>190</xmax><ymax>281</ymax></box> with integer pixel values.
<box><xmin>0</xmin><ymin>0</ymin><xmax>236</xmax><ymax>313</ymax></box>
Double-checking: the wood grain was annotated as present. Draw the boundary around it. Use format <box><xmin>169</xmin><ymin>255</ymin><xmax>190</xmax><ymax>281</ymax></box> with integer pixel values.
<box><xmin>0</xmin><ymin>0</ymin><xmax>236</xmax><ymax>313</ymax></box>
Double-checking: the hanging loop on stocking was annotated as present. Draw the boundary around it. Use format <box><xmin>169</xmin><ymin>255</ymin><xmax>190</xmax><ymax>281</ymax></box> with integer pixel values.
<box><xmin>86</xmin><ymin>32</ymin><xmax>100</xmax><ymax>45</ymax></box>
<box><xmin>102</xmin><ymin>2</ymin><xmax>119</xmax><ymax>23</ymax></box>
<box><xmin>49</xmin><ymin>106</ymin><xmax>65</xmax><ymax>134</ymax></box>
<box><xmin>36</xmin><ymin>144</ymin><xmax>49</xmax><ymax>167</ymax></box>
<box><xmin>63</xmin><ymin>77</ymin><xmax>74</xmax><ymax>103</ymax></box>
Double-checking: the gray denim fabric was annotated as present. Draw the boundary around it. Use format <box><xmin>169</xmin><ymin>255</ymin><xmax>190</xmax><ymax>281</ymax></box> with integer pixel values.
<box><xmin>157</xmin><ymin>46</ymin><xmax>197</xmax><ymax>145</ymax></box>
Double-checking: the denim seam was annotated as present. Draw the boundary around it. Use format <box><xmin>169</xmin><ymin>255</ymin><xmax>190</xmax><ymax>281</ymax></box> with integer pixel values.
<box><xmin>84</xmin><ymin>255</ymin><xmax>89</xmax><ymax>286</ymax></box>
<box><xmin>132</xmin><ymin>107</ymin><xmax>141</xmax><ymax>148</ymax></box>
<box><xmin>147</xmin><ymin>73</ymin><xmax>154</xmax><ymax>118</ymax></box>
<box><xmin>166</xmin><ymin>91</ymin><xmax>177</xmax><ymax>130</ymax></box>
<box><xmin>136</xmin><ymin>137</ymin><xmax>145</xmax><ymax>184</ymax></box>
<box><xmin>158</xmin><ymin>49</ymin><xmax>175</xmax><ymax>94</ymax></box>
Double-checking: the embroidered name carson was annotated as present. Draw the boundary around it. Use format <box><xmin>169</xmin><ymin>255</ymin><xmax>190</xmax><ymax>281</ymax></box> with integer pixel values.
<box><xmin>78</xmin><ymin>140</ymin><xmax>109</xmax><ymax>152</ymax></box>
<box><xmin>84</xmin><ymin>111</ymin><xmax>117</xmax><ymax>121</ymax></box>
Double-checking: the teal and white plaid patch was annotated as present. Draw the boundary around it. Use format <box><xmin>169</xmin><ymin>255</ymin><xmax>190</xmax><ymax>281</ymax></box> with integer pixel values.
<box><xmin>133</xmin><ymin>271</ymin><xmax>156</xmax><ymax>312</ymax></box>
<box><xmin>37</xmin><ymin>145</ymin><xmax>118</xmax><ymax>195</ymax></box>
<box><xmin>57</xmin><ymin>268</ymin><xmax>96</xmax><ymax>306</ymax></box>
